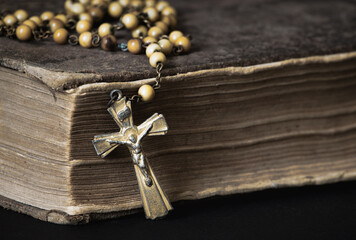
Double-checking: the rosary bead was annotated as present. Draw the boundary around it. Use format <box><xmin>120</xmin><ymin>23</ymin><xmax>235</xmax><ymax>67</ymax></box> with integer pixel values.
<box><xmin>76</xmin><ymin>20</ymin><xmax>92</xmax><ymax>34</ymax></box>
<box><xmin>80</xmin><ymin>0</ymin><xmax>91</xmax><ymax>5</ymax></box>
<box><xmin>127</xmin><ymin>38</ymin><xmax>142</xmax><ymax>54</ymax></box>
<box><xmin>131</xmin><ymin>0</ymin><xmax>144</xmax><ymax>9</ymax></box>
<box><xmin>161</xmin><ymin>6</ymin><xmax>177</xmax><ymax>17</ymax></box>
<box><xmin>16</xmin><ymin>24</ymin><xmax>32</xmax><ymax>41</ymax></box>
<box><xmin>161</xmin><ymin>15</ymin><xmax>177</xmax><ymax>28</ymax></box>
<box><xmin>53</xmin><ymin>28</ymin><xmax>69</xmax><ymax>44</ymax></box>
<box><xmin>92</xmin><ymin>0</ymin><xmax>107</xmax><ymax>7</ymax></box>
<box><xmin>71</xmin><ymin>2</ymin><xmax>86</xmax><ymax>15</ymax></box>
<box><xmin>138</xmin><ymin>84</ymin><xmax>155</xmax><ymax>102</ymax></box>
<box><xmin>148</xmin><ymin>26</ymin><xmax>163</xmax><ymax>39</ymax></box>
<box><xmin>98</xmin><ymin>23</ymin><xmax>113</xmax><ymax>37</ymax></box>
<box><xmin>23</xmin><ymin>20</ymin><xmax>37</xmax><ymax>31</ymax></box>
<box><xmin>79</xmin><ymin>13</ymin><xmax>93</xmax><ymax>23</ymax></box>
<box><xmin>155</xmin><ymin>21</ymin><xmax>168</xmax><ymax>34</ymax></box>
<box><xmin>143</xmin><ymin>7</ymin><xmax>160</xmax><ymax>22</ymax></box>
<box><xmin>29</xmin><ymin>16</ymin><xmax>43</xmax><ymax>26</ymax></box>
<box><xmin>79</xmin><ymin>31</ymin><xmax>93</xmax><ymax>48</ymax></box>
<box><xmin>88</xmin><ymin>7</ymin><xmax>105</xmax><ymax>22</ymax></box>
<box><xmin>158</xmin><ymin>39</ymin><xmax>173</xmax><ymax>55</ymax></box>
<box><xmin>108</xmin><ymin>2</ymin><xmax>123</xmax><ymax>18</ymax></box>
<box><xmin>156</xmin><ymin>1</ymin><xmax>170</xmax><ymax>12</ymax></box>
<box><xmin>146</xmin><ymin>42</ymin><xmax>162</xmax><ymax>57</ymax></box>
<box><xmin>145</xmin><ymin>0</ymin><xmax>156</xmax><ymax>7</ymax></box>
<box><xmin>55</xmin><ymin>14</ymin><xmax>67</xmax><ymax>24</ymax></box>
<box><xmin>119</xmin><ymin>0</ymin><xmax>131</xmax><ymax>8</ymax></box>
<box><xmin>122</xmin><ymin>13</ymin><xmax>139</xmax><ymax>30</ymax></box>
<box><xmin>14</xmin><ymin>9</ymin><xmax>29</xmax><ymax>22</ymax></box>
<box><xmin>40</xmin><ymin>11</ymin><xmax>55</xmax><ymax>21</ymax></box>
<box><xmin>149</xmin><ymin>52</ymin><xmax>166</xmax><ymax>68</ymax></box>
<box><xmin>49</xmin><ymin>19</ymin><xmax>64</xmax><ymax>33</ymax></box>
<box><xmin>175</xmin><ymin>36</ymin><xmax>191</xmax><ymax>53</ymax></box>
<box><xmin>4</xmin><ymin>15</ymin><xmax>17</xmax><ymax>27</ymax></box>
<box><xmin>132</xmin><ymin>25</ymin><xmax>148</xmax><ymax>38</ymax></box>
<box><xmin>142</xmin><ymin>36</ymin><xmax>157</xmax><ymax>45</ymax></box>
<box><xmin>101</xmin><ymin>34</ymin><xmax>117</xmax><ymax>51</ymax></box>
<box><xmin>169</xmin><ymin>30</ymin><xmax>183</xmax><ymax>44</ymax></box>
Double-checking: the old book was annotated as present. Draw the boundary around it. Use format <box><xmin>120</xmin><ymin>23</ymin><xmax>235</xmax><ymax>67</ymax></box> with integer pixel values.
<box><xmin>1</xmin><ymin>0</ymin><xmax>356</xmax><ymax>224</ymax></box>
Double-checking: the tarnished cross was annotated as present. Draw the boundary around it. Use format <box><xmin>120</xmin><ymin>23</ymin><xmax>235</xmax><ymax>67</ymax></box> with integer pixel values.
<box><xmin>92</xmin><ymin>90</ymin><xmax>172</xmax><ymax>219</ymax></box>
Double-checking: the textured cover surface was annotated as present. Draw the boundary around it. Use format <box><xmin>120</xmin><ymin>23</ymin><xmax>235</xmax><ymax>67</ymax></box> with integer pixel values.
<box><xmin>0</xmin><ymin>0</ymin><xmax>356</xmax><ymax>89</ymax></box>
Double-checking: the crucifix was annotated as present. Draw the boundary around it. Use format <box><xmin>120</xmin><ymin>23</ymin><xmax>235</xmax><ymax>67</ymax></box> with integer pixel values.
<box><xmin>92</xmin><ymin>90</ymin><xmax>172</xmax><ymax>219</ymax></box>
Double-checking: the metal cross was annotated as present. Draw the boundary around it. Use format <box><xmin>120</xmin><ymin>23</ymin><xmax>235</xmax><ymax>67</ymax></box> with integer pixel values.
<box><xmin>92</xmin><ymin>90</ymin><xmax>172</xmax><ymax>219</ymax></box>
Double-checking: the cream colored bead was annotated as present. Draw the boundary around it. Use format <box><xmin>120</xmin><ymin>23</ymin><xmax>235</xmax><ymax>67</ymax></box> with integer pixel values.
<box><xmin>131</xmin><ymin>0</ymin><xmax>144</xmax><ymax>9</ymax></box>
<box><xmin>161</xmin><ymin>6</ymin><xmax>176</xmax><ymax>16</ymax></box>
<box><xmin>145</xmin><ymin>0</ymin><xmax>156</xmax><ymax>7</ymax></box>
<box><xmin>16</xmin><ymin>24</ymin><xmax>32</xmax><ymax>41</ymax></box>
<box><xmin>127</xmin><ymin>38</ymin><xmax>142</xmax><ymax>54</ymax></box>
<box><xmin>76</xmin><ymin>20</ymin><xmax>92</xmax><ymax>34</ymax></box>
<box><xmin>98</xmin><ymin>23</ymin><xmax>112</xmax><ymax>37</ymax></box>
<box><xmin>49</xmin><ymin>19</ymin><xmax>64</xmax><ymax>33</ymax></box>
<box><xmin>148</xmin><ymin>26</ymin><xmax>163</xmax><ymax>39</ymax></box>
<box><xmin>132</xmin><ymin>25</ymin><xmax>147</xmax><ymax>38</ymax></box>
<box><xmin>158</xmin><ymin>39</ymin><xmax>173</xmax><ymax>55</ymax></box>
<box><xmin>88</xmin><ymin>7</ymin><xmax>105</xmax><ymax>22</ymax></box>
<box><xmin>79</xmin><ymin>0</ymin><xmax>91</xmax><ymax>5</ymax></box>
<box><xmin>4</xmin><ymin>15</ymin><xmax>17</xmax><ymax>27</ymax></box>
<box><xmin>92</xmin><ymin>0</ymin><xmax>106</xmax><ymax>7</ymax></box>
<box><xmin>41</xmin><ymin>11</ymin><xmax>54</xmax><ymax>21</ymax></box>
<box><xmin>156</xmin><ymin>1</ymin><xmax>169</xmax><ymax>12</ymax></box>
<box><xmin>169</xmin><ymin>30</ymin><xmax>183</xmax><ymax>44</ymax></box>
<box><xmin>149</xmin><ymin>52</ymin><xmax>166</xmax><ymax>68</ymax></box>
<box><xmin>146</xmin><ymin>43</ymin><xmax>162</xmax><ymax>57</ymax></box>
<box><xmin>122</xmin><ymin>13</ymin><xmax>139</xmax><ymax>30</ymax></box>
<box><xmin>14</xmin><ymin>9</ymin><xmax>29</xmax><ymax>22</ymax></box>
<box><xmin>29</xmin><ymin>16</ymin><xmax>43</xmax><ymax>26</ymax></box>
<box><xmin>79</xmin><ymin>32</ymin><xmax>93</xmax><ymax>48</ymax></box>
<box><xmin>175</xmin><ymin>36</ymin><xmax>191</xmax><ymax>53</ymax></box>
<box><xmin>143</xmin><ymin>7</ymin><xmax>160</xmax><ymax>22</ymax></box>
<box><xmin>79</xmin><ymin>13</ymin><xmax>93</xmax><ymax>23</ymax></box>
<box><xmin>161</xmin><ymin>15</ymin><xmax>177</xmax><ymax>28</ymax></box>
<box><xmin>71</xmin><ymin>2</ymin><xmax>86</xmax><ymax>15</ymax></box>
<box><xmin>55</xmin><ymin>14</ymin><xmax>67</xmax><ymax>24</ymax></box>
<box><xmin>119</xmin><ymin>0</ymin><xmax>131</xmax><ymax>7</ymax></box>
<box><xmin>53</xmin><ymin>28</ymin><xmax>69</xmax><ymax>44</ymax></box>
<box><xmin>142</xmin><ymin>36</ymin><xmax>157</xmax><ymax>45</ymax></box>
<box><xmin>155</xmin><ymin>21</ymin><xmax>168</xmax><ymax>34</ymax></box>
<box><xmin>138</xmin><ymin>84</ymin><xmax>155</xmax><ymax>102</ymax></box>
<box><xmin>108</xmin><ymin>2</ymin><xmax>123</xmax><ymax>18</ymax></box>
<box><xmin>23</xmin><ymin>20</ymin><xmax>37</xmax><ymax>31</ymax></box>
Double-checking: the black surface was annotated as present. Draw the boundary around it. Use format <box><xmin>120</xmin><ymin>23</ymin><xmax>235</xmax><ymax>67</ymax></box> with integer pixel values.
<box><xmin>1</xmin><ymin>181</ymin><xmax>356</xmax><ymax>240</ymax></box>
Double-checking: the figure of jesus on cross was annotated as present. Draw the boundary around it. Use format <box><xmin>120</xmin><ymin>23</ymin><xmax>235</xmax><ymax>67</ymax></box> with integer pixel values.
<box><xmin>92</xmin><ymin>90</ymin><xmax>172</xmax><ymax>219</ymax></box>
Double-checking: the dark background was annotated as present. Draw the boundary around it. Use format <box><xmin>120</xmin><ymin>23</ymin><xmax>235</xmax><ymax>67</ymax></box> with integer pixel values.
<box><xmin>1</xmin><ymin>180</ymin><xmax>355</xmax><ymax>240</ymax></box>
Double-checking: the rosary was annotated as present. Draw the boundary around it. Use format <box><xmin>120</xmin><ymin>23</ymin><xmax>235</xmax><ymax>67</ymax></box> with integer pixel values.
<box><xmin>0</xmin><ymin>0</ymin><xmax>192</xmax><ymax>219</ymax></box>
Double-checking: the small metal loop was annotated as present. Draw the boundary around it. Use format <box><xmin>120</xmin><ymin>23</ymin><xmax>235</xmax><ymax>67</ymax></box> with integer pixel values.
<box><xmin>66</xmin><ymin>18</ymin><xmax>77</xmax><ymax>30</ymax></box>
<box><xmin>154</xmin><ymin>62</ymin><xmax>164</xmax><ymax>89</ymax></box>
<box><xmin>160</xmin><ymin>35</ymin><xmax>169</xmax><ymax>40</ymax></box>
<box><xmin>5</xmin><ymin>26</ymin><xmax>16</xmax><ymax>38</ymax></box>
<box><xmin>108</xmin><ymin>89</ymin><xmax>123</xmax><ymax>107</ymax></box>
<box><xmin>113</xmin><ymin>22</ymin><xmax>124</xmax><ymax>31</ymax></box>
<box><xmin>129</xmin><ymin>94</ymin><xmax>142</xmax><ymax>103</ymax></box>
<box><xmin>91</xmin><ymin>33</ymin><xmax>101</xmax><ymax>47</ymax></box>
<box><xmin>173</xmin><ymin>45</ymin><xmax>184</xmax><ymax>56</ymax></box>
<box><xmin>68</xmin><ymin>34</ymin><xmax>79</xmax><ymax>45</ymax></box>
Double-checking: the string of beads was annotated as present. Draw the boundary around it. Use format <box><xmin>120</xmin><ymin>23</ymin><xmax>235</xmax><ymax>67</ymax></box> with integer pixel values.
<box><xmin>0</xmin><ymin>0</ymin><xmax>192</xmax><ymax>102</ymax></box>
